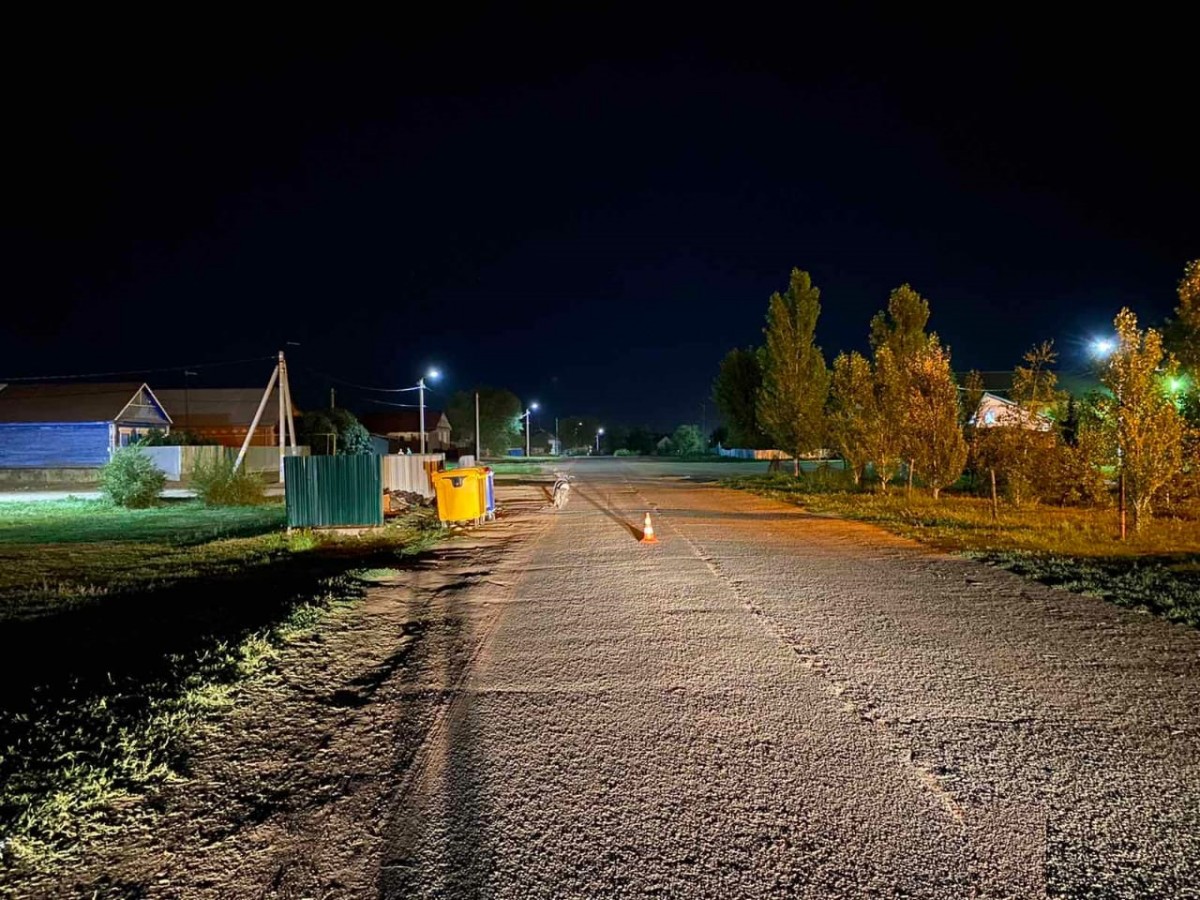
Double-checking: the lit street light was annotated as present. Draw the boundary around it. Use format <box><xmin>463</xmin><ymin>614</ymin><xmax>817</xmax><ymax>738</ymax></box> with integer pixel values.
<box><xmin>419</xmin><ymin>368</ymin><xmax>440</xmax><ymax>454</ymax></box>
<box><xmin>524</xmin><ymin>402</ymin><xmax>539</xmax><ymax>457</ymax></box>
<box><xmin>1091</xmin><ymin>337</ymin><xmax>1116</xmax><ymax>358</ymax></box>
<box><xmin>595</xmin><ymin>427</ymin><xmax>604</xmax><ymax>454</ymax></box>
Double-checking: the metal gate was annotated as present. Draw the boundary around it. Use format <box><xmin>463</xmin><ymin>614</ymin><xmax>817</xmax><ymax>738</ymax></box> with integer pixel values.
<box><xmin>284</xmin><ymin>455</ymin><xmax>383</xmax><ymax>528</ymax></box>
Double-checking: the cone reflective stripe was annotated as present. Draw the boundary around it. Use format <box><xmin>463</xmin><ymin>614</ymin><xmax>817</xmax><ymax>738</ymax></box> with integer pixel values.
<box><xmin>640</xmin><ymin>512</ymin><xmax>658</xmax><ymax>543</ymax></box>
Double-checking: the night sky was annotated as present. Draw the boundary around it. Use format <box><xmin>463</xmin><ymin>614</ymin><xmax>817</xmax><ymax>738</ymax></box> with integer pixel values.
<box><xmin>4</xmin><ymin>10</ymin><xmax>1196</xmax><ymax>431</ymax></box>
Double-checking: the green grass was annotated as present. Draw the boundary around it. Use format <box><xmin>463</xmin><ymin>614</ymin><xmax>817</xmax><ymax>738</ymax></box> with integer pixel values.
<box><xmin>0</xmin><ymin>500</ymin><xmax>287</xmax><ymax>623</ymax></box>
<box><xmin>723</xmin><ymin>473</ymin><xmax>1200</xmax><ymax>628</ymax></box>
<box><xmin>0</xmin><ymin>499</ymin><xmax>441</xmax><ymax>874</ymax></box>
<box><xmin>0</xmin><ymin>498</ymin><xmax>283</xmax><ymax>545</ymax></box>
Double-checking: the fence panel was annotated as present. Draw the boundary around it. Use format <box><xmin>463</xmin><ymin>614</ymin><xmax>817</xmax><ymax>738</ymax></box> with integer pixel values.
<box><xmin>381</xmin><ymin>453</ymin><xmax>443</xmax><ymax>498</ymax></box>
<box><xmin>284</xmin><ymin>454</ymin><xmax>383</xmax><ymax>528</ymax></box>
<box><xmin>141</xmin><ymin>447</ymin><xmax>183</xmax><ymax>480</ymax></box>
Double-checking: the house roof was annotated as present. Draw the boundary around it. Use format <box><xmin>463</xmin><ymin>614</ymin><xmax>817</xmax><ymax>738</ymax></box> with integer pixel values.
<box><xmin>0</xmin><ymin>382</ymin><xmax>171</xmax><ymax>424</ymax></box>
<box><xmin>154</xmin><ymin>388</ymin><xmax>285</xmax><ymax>429</ymax></box>
<box><xmin>360</xmin><ymin>409</ymin><xmax>450</xmax><ymax>435</ymax></box>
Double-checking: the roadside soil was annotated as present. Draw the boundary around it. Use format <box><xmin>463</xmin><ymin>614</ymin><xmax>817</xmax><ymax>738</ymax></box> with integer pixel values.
<box><xmin>11</xmin><ymin>485</ymin><xmax>550</xmax><ymax>900</ymax></box>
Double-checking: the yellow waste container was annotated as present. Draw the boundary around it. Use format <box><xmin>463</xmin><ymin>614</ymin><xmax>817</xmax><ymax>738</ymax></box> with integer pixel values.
<box><xmin>432</xmin><ymin>468</ymin><xmax>486</xmax><ymax>524</ymax></box>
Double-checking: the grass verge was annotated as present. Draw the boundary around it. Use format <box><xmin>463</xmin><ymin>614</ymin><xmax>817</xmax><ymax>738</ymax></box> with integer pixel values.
<box><xmin>723</xmin><ymin>473</ymin><xmax>1200</xmax><ymax>628</ymax></box>
<box><xmin>0</xmin><ymin>499</ymin><xmax>441</xmax><ymax>874</ymax></box>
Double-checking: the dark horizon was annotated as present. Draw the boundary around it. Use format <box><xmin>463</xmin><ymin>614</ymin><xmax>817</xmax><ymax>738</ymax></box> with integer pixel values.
<box><xmin>4</xmin><ymin>10</ymin><xmax>1196</xmax><ymax>431</ymax></box>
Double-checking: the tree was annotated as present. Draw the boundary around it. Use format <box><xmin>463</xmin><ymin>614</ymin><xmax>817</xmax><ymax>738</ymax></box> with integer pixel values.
<box><xmin>904</xmin><ymin>337</ymin><xmax>968</xmax><ymax>499</ymax></box>
<box><xmin>1166</xmin><ymin>258</ymin><xmax>1200</xmax><ymax>372</ymax></box>
<box><xmin>446</xmin><ymin>387</ymin><xmax>523</xmax><ymax>456</ymax></box>
<box><xmin>1099</xmin><ymin>308</ymin><xmax>1186</xmax><ymax>529</ymax></box>
<box><xmin>558</xmin><ymin>416</ymin><xmax>601</xmax><ymax>453</ymax></box>
<box><xmin>828</xmin><ymin>351</ymin><xmax>876</xmax><ymax>486</ymax></box>
<box><xmin>625</xmin><ymin>427</ymin><xmax>658</xmax><ymax>456</ymax></box>
<box><xmin>868</xmin><ymin>284</ymin><xmax>934</xmax><ymax>488</ymax></box>
<box><xmin>603</xmin><ymin>423</ymin><xmax>631</xmax><ymax>454</ymax></box>
<box><xmin>1165</xmin><ymin>259</ymin><xmax>1200</xmax><ymax>426</ymax></box>
<box><xmin>870</xmin><ymin>283</ymin><xmax>931</xmax><ymax>361</ymax></box>
<box><xmin>869</xmin><ymin>346</ymin><xmax>910</xmax><ymax>492</ymax></box>
<box><xmin>712</xmin><ymin>347</ymin><xmax>768</xmax><ymax>448</ymax></box>
<box><xmin>756</xmin><ymin>268</ymin><xmax>830</xmax><ymax>475</ymax></box>
<box><xmin>672</xmin><ymin>424</ymin><xmax>705</xmax><ymax>456</ymax></box>
<box><xmin>961</xmin><ymin>370</ymin><xmax>985</xmax><ymax>427</ymax></box>
<box><xmin>296</xmin><ymin>408</ymin><xmax>371</xmax><ymax>455</ymax></box>
<box><xmin>974</xmin><ymin>342</ymin><xmax>1066</xmax><ymax>506</ymax></box>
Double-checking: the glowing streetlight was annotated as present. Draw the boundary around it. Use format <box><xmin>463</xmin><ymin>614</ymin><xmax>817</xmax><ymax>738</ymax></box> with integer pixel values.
<box><xmin>418</xmin><ymin>368</ymin><xmax>441</xmax><ymax>454</ymax></box>
<box><xmin>595</xmin><ymin>427</ymin><xmax>605</xmax><ymax>454</ymax></box>
<box><xmin>1090</xmin><ymin>337</ymin><xmax>1116</xmax><ymax>358</ymax></box>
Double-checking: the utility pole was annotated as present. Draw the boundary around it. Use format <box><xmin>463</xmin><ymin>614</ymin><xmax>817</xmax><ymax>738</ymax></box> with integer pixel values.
<box><xmin>330</xmin><ymin>387</ymin><xmax>335</xmax><ymax>409</ymax></box>
<box><xmin>475</xmin><ymin>390</ymin><xmax>481</xmax><ymax>461</ymax></box>
<box><xmin>523</xmin><ymin>403</ymin><xmax>539</xmax><ymax>457</ymax></box>
<box><xmin>555</xmin><ymin>417</ymin><xmax>560</xmax><ymax>456</ymax></box>
<box><xmin>278</xmin><ymin>351</ymin><xmax>287</xmax><ymax>482</ymax></box>
<box><xmin>183</xmin><ymin>370</ymin><xmax>197</xmax><ymax>432</ymax></box>
<box><xmin>236</xmin><ymin>352</ymin><xmax>295</xmax><ymax>480</ymax></box>
<box><xmin>419</xmin><ymin>377</ymin><xmax>427</xmax><ymax>455</ymax></box>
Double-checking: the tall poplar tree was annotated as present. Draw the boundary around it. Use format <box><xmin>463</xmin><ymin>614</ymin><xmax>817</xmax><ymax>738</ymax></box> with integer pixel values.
<box><xmin>905</xmin><ymin>336</ymin><xmax>968</xmax><ymax>499</ymax></box>
<box><xmin>712</xmin><ymin>347</ymin><xmax>767</xmax><ymax>448</ymax></box>
<box><xmin>1100</xmin><ymin>308</ymin><xmax>1186</xmax><ymax>529</ymax></box>
<box><xmin>828</xmin><ymin>351</ymin><xmax>876</xmax><ymax>485</ymax></box>
<box><xmin>867</xmin><ymin>284</ymin><xmax>933</xmax><ymax>490</ymax></box>
<box><xmin>757</xmin><ymin>268</ymin><xmax>830</xmax><ymax>475</ymax></box>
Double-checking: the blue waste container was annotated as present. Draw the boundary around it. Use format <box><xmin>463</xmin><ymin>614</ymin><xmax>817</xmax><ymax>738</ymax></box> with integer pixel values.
<box><xmin>484</xmin><ymin>467</ymin><xmax>496</xmax><ymax>520</ymax></box>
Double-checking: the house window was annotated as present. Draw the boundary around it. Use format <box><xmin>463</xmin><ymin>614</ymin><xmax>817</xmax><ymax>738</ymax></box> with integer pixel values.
<box><xmin>984</xmin><ymin>410</ymin><xmax>996</xmax><ymax>425</ymax></box>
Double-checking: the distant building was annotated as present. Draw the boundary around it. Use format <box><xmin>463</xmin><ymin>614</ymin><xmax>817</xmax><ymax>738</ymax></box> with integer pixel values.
<box><xmin>154</xmin><ymin>388</ymin><xmax>289</xmax><ymax>447</ymax></box>
<box><xmin>530</xmin><ymin>429</ymin><xmax>560</xmax><ymax>455</ymax></box>
<box><xmin>360</xmin><ymin>409</ymin><xmax>452</xmax><ymax>453</ymax></box>
<box><xmin>969</xmin><ymin>392</ymin><xmax>1054</xmax><ymax>431</ymax></box>
<box><xmin>0</xmin><ymin>382</ymin><xmax>171</xmax><ymax>468</ymax></box>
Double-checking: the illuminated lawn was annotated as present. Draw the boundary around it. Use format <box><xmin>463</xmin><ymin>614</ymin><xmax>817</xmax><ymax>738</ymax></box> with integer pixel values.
<box><xmin>724</xmin><ymin>473</ymin><xmax>1200</xmax><ymax>628</ymax></box>
<box><xmin>0</xmin><ymin>498</ymin><xmax>440</xmax><ymax>871</ymax></box>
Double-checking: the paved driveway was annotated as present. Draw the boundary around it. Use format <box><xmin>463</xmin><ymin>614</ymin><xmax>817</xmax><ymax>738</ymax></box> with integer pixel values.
<box><xmin>382</xmin><ymin>458</ymin><xmax>1200</xmax><ymax>898</ymax></box>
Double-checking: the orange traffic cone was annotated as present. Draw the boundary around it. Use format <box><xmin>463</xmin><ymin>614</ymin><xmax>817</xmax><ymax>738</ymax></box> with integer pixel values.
<box><xmin>640</xmin><ymin>512</ymin><xmax>658</xmax><ymax>543</ymax></box>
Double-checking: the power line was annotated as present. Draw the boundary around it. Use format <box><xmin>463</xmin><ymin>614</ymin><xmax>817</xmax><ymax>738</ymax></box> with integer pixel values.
<box><xmin>297</xmin><ymin>366</ymin><xmax>423</xmax><ymax>393</ymax></box>
<box><xmin>362</xmin><ymin>398</ymin><xmax>423</xmax><ymax>408</ymax></box>
<box><xmin>0</xmin><ymin>355</ymin><xmax>275</xmax><ymax>383</ymax></box>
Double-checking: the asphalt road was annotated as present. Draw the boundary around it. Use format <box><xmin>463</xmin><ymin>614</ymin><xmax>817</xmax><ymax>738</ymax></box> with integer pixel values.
<box><xmin>381</xmin><ymin>459</ymin><xmax>1200</xmax><ymax>899</ymax></box>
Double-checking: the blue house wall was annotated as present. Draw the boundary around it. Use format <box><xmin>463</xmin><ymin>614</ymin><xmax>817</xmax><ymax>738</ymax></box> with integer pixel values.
<box><xmin>0</xmin><ymin>422</ymin><xmax>112</xmax><ymax>468</ymax></box>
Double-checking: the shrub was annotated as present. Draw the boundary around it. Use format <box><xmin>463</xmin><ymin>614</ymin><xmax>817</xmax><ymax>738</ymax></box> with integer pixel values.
<box><xmin>672</xmin><ymin>424</ymin><xmax>705</xmax><ymax>456</ymax></box>
<box><xmin>100</xmin><ymin>447</ymin><xmax>166</xmax><ymax>508</ymax></box>
<box><xmin>190</xmin><ymin>452</ymin><xmax>265</xmax><ymax>506</ymax></box>
<box><xmin>613</xmin><ymin>448</ymin><xmax>636</xmax><ymax>457</ymax></box>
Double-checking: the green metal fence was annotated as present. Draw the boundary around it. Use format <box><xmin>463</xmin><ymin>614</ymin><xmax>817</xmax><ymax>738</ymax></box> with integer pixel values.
<box><xmin>284</xmin><ymin>454</ymin><xmax>383</xmax><ymax>528</ymax></box>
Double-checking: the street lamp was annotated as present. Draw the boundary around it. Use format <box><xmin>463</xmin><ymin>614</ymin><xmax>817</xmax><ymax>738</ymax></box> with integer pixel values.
<box><xmin>1090</xmin><ymin>337</ymin><xmax>1116</xmax><ymax>359</ymax></box>
<box><xmin>523</xmin><ymin>402</ymin><xmax>539</xmax><ymax>457</ymax></box>
<box><xmin>595</xmin><ymin>427</ymin><xmax>604</xmax><ymax>454</ymax></box>
<box><xmin>418</xmin><ymin>368</ymin><xmax>440</xmax><ymax>454</ymax></box>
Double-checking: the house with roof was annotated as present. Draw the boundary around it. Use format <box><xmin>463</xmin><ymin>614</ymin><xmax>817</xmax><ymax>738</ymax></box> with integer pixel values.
<box><xmin>153</xmin><ymin>387</ymin><xmax>289</xmax><ymax>448</ymax></box>
<box><xmin>359</xmin><ymin>409</ymin><xmax>452</xmax><ymax>453</ymax></box>
<box><xmin>969</xmin><ymin>392</ymin><xmax>1054</xmax><ymax>431</ymax></box>
<box><xmin>0</xmin><ymin>382</ymin><xmax>172</xmax><ymax>469</ymax></box>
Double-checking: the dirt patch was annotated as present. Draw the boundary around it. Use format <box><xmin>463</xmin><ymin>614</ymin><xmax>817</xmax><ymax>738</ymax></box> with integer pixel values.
<box><xmin>15</xmin><ymin>488</ymin><xmax>551</xmax><ymax>899</ymax></box>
